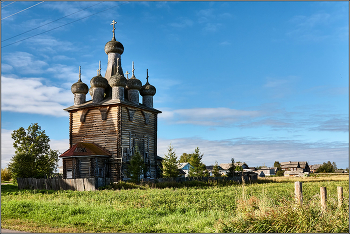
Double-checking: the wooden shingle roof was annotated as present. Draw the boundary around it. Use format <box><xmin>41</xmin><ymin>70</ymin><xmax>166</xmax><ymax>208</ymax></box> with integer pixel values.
<box><xmin>60</xmin><ymin>142</ymin><xmax>111</xmax><ymax>157</ymax></box>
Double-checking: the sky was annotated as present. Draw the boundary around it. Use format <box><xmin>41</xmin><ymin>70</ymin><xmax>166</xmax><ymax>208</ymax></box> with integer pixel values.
<box><xmin>1</xmin><ymin>1</ymin><xmax>349</xmax><ymax>169</ymax></box>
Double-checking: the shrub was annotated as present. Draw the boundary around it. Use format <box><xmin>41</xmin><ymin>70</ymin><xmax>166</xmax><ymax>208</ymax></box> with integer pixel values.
<box><xmin>1</xmin><ymin>168</ymin><xmax>12</xmax><ymax>181</ymax></box>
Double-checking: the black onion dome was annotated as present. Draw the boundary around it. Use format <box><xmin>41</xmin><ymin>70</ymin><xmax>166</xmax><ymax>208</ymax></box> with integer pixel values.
<box><xmin>140</xmin><ymin>81</ymin><xmax>156</xmax><ymax>96</ymax></box>
<box><xmin>104</xmin><ymin>38</ymin><xmax>124</xmax><ymax>55</ymax></box>
<box><xmin>109</xmin><ymin>73</ymin><xmax>127</xmax><ymax>87</ymax></box>
<box><xmin>71</xmin><ymin>80</ymin><xmax>88</xmax><ymax>94</ymax></box>
<box><xmin>127</xmin><ymin>75</ymin><xmax>142</xmax><ymax>90</ymax></box>
<box><xmin>90</xmin><ymin>75</ymin><xmax>108</xmax><ymax>89</ymax></box>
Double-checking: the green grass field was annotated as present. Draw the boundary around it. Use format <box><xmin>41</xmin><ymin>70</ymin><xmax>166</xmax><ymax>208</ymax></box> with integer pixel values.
<box><xmin>1</xmin><ymin>177</ymin><xmax>349</xmax><ymax>233</ymax></box>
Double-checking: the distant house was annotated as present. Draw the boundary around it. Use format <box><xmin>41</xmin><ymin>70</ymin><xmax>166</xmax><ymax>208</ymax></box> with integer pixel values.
<box><xmin>281</xmin><ymin>161</ymin><xmax>310</xmax><ymax>177</ymax></box>
<box><xmin>178</xmin><ymin>163</ymin><xmax>193</xmax><ymax>177</ymax></box>
<box><xmin>243</xmin><ymin>167</ymin><xmax>256</xmax><ymax>172</ymax></box>
<box><xmin>206</xmin><ymin>165</ymin><xmax>225</xmax><ymax>176</ymax></box>
<box><xmin>256</xmin><ymin>167</ymin><xmax>276</xmax><ymax>177</ymax></box>
<box><xmin>309</xmin><ymin>164</ymin><xmax>322</xmax><ymax>173</ymax></box>
<box><xmin>220</xmin><ymin>163</ymin><xmax>248</xmax><ymax>170</ymax></box>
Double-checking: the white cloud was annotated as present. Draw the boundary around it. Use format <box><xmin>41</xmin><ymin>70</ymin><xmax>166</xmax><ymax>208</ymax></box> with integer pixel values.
<box><xmin>26</xmin><ymin>35</ymin><xmax>75</xmax><ymax>52</ymax></box>
<box><xmin>2</xmin><ymin>52</ymin><xmax>48</xmax><ymax>74</ymax></box>
<box><xmin>159</xmin><ymin>107</ymin><xmax>261</xmax><ymax>126</ymax></box>
<box><xmin>1</xmin><ymin>128</ymin><xmax>68</xmax><ymax>168</ymax></box>
<box><xmin>1</xmin><ymin>129</ymin><xmax>15</xmax><ymax>168</ymax></box>
<box><xmin>158</xmin><ymin>137</ymin><xmax>349</xmax><ymax>169</ymax></box>
<box><xmin>1</xmin><ymin>76</ymin><xmax>72</xmax><ymax>116</ymax></box>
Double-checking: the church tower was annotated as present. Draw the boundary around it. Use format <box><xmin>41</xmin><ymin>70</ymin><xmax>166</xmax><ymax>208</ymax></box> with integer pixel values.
<box><xmin>60</xmin><ymin>21</ymin><xmax>161</xmax><ymax>182</ymax></box>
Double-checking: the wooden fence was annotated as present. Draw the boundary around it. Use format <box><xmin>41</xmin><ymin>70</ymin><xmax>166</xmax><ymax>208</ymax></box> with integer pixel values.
<box><xmin>17</xmin><ymin>177</ymin><xmax>112</xmax><ymax>191</ymax></box>
<box><xmin>294</xmin><ymin>181</ymin><xmax>344</xmax><ymax>209</ymax></box>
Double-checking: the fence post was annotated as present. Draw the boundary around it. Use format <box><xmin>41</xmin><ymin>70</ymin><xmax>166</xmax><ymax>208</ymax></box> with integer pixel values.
<box><xmin>337</xmin><ymin>186</ymin><xmax>343</xmax><ymax>208</ymax></box>
<box><xmin>294</xmin><ymin>181</ymin><xmax>302</xmax><ymax>205</ymax></box>
<box><xmin>320</xmin><ymin>187</ymin><xmax>327</xmax><ymax>211</ymax></box>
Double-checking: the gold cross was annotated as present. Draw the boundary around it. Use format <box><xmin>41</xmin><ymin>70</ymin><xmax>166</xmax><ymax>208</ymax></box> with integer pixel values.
<box><xmin>111</xmin><ymin>20</ymin><xmax>117</xmax><ymax>38</ymax></box>
<box><xmin>125</xmin><ymin>71</ymin><xmax>130</xmax><ymax>79</ymax></box>
<box><xmin>79</xmin><ymin>66</ymin><xmax>81</xmax><ymax>81</ymax></box>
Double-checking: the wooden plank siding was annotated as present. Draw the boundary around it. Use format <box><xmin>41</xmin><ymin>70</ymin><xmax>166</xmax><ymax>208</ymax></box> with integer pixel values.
<box><xmin>68</xmin><ymin>103</ymin><xmax>159</xmax><ymax>180</ymax></box>
<box><xmin>121</xmin><ymin>106</ymin><xmax>157</xmax><ymax>178</ymax></box>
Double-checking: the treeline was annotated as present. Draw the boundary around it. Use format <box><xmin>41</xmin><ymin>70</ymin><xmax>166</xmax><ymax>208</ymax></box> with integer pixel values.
<box><xmin>162</xmin><ymin>145</ymin><xmax>243</xmax><ymax>179</ymax></box>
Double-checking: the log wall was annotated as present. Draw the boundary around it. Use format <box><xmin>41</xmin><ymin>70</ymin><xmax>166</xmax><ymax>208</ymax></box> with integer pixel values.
<box><xmin>69</xmin><ymin>104</ymin><xmax>159</xmax><ymax>180</ymax></box>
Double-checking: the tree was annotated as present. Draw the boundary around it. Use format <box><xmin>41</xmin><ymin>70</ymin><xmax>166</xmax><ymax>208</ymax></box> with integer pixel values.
<box><xmin>274</xmin><ymin>161</ymin><xmax>281</xmax><ymax>168</ymax></box>
<box><xmin>212</xmin><ymin>161</ymin><xmax>221</xmax><ymax>177</ymax></box>
<box><xmin>8</xmin><ymin>123</ymin><xmax>59</xmax><ymax>182</ymax></box>
<box><xmin>226</xmin><ymin>158</ymin><xmax>236</xmax><ymax>177</ymax></box>
<box><xmin>127</xmin><ymin>147</ymin><xmax>146</xmax><ymax>183</ymax></box>
<box><xmin>162</xmin><ymin>144</ymin><xmax>179</xmax><ymax>178</ymax></box>
<box><xmin>179</xmin><ymin>153</ymin><xmax>192</xmax><ymax>163</ymax></box>
<box><xmin>316</xmin><ymin>161</ymin><xmax>336</xmax><ymax>173</ymax></box>
<box><xmin>188</xmin><ymin>147</ymin><xmax>206</xmax><ymax>177</ymax></box>
<box><xmin>274</xmin><ymin>161</ymin><xmax>284</xmax><ymax>176</ymax></box>
<box><xmin>1</xmin><ymin>168</ymin><xmax>12</xmax><ymax>181</ymax></box>
<box><xmin>236</xmin><ymin>165</ymin><xmax>243</xmax><ymax>172</ymax></box>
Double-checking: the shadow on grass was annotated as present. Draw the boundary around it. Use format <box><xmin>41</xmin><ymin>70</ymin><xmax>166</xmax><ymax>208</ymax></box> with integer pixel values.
<box><xmin>1</xmin><ymin>184</ymin><xmax>57</xmax><ymax>195</ymax></box>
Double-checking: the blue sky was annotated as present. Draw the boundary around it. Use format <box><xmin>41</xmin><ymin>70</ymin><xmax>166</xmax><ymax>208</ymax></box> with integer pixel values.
<box><xmin>1</xmin><ymin>1</ymin><xmax>349</xmax><ymax>169</ymax></box>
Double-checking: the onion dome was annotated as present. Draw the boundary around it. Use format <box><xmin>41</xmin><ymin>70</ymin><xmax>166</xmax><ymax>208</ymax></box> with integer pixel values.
<box><xmin>71</xmin><ymin>79</ymin><xmax>88</xmax><ymax>94</ymax></box>
<box><xmin>71</xmin><ymin>66</ymin><xmax>88</xmax><ymax>94</ymax></box>
<box><xmin>105</xmin><ymin>38</ymin><xmax>124</xmax><ymax>55</ymax></box>
<box><xmin>140</xmin><ymin>69</ymin><xmax>156</xmax><ymax>96</ymax></box>
<box><xmin>104</xmin><ymin>20</ymin><xmax>124</xmax><ymax>54</ymax></box>
<box><xmin>109</xmin><ymin>72</ymin><xmax>127</xmax><ymax>87</ymax></box>
<box><xmin>90</xmin><ymin>61</ymin><xmax>108</xmax><ymax>88</ymax></box>
<box><xmin>126</xmin><ymin>61</ymin><xmax>142</xmax><ymax>90</ymax></box>
<box><xmin>90</xmin><ymin>74</ymin><xmax>108</xmax><ymax>89</ymax></box>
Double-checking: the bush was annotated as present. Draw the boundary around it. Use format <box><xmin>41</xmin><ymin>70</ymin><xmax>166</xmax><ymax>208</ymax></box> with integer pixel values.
<box><xmin>1</xmin><ymin>168</ymin><xmax>12</xmax><ymax>181</ymax></box>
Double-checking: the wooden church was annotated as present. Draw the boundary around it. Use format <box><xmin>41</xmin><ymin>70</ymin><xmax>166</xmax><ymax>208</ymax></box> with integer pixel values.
<box><xmin>60</xmin><ymin>20</ymin><xmax>161</xmax><ymax>181</ymax></box>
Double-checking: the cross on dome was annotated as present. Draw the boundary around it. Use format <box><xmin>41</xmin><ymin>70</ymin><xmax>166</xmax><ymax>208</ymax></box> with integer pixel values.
<box><xmin>79</xmin><ymin>66</ymin><xmax>81</xmax><ymax>81</ymax></box>
<box><xmin>97</xmin><ymin>61</ymin><xmax>101</xmax><ymax>75</ymax></box>
<box><xmin>132</xmin><ymin>61</ymin><xmax>135</xmax><ymax>76</ymax></box>
<box><xmin>111</xmin><ymin>20</ymin><xmax>117</xmax><ymax>39</ymax></box>
<box><xmin>125</xmin><ymin>71</ymin><xmax>130</xmax><ymax>79</ymax></box>
<box><xmin>146</xmin><ymin>69</ymin><xmax>149</xmax><ymax>83</ymax></box>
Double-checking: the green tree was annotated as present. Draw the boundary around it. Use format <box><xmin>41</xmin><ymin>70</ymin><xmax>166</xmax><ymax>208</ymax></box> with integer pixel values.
<box><xmin>8</xmin><ymin>123</ymin><xmax>59</xmax><ymax>182</ymax></box>
<box><xmin>316</xmin><ymin>161</ymin><xmax>336</xmax><ymax>173</ymax></box>
<box><xmin>179</xmin><ymin>153</ymin><xmax>192</xmax><ymax>163</ymax></box>
<box><xmin>226</xmin><ymin>158</ymin><xmax>236</xmax><ymax>177</ymax></box>
<box><xmin>236</xmin><ymin>165</ymin><xmax>243</xmax><ymax>172</ymax></box>
<box><xmin>188</xmin><ymin>147</ymin><xmax>206</xmax><ymax>177</ymax></box>
<box><xmin>274</xmin><ymin>161</ymin><xmax>281</xmax><ymax>168</ymax></box>
<box><xmin>1</xmin><ymin>168</ymin><xmax>12</xmax><ymax>181</ymax></box>
<box><xmin>274</xmin><ymin>161</ymin><xmax>284</xmax><ymax>176</ymax></box>
<box><xmin>162</xmin><ymin>144</ymin><xmax>179</xmax><ymax>178</ymax></box>
<box><xmin>212</xmin><ymin>161</ymin><xmax>221</xmax><ymax>177</ymax></box>
<box><xmin>127</xmin><ymin>148</ymin><xmax>146</xmax><ymax>183</ymax></box>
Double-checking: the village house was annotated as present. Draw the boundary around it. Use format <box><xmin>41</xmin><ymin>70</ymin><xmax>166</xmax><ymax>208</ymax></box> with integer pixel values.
<box><xmin>206</xmin><ymin>165</ymin><xmax>225</xmax><ymax>176</ymax></box>
<box><xmin>256</xmin><ymin>167</ymin><xmax>276</xmax><ymax>177</ymax></box>
<box><xmin>281</xmin><ymin>161</ymin><xmax>310</xmax><ymax>177</ymax></box>
<box><xmin>59</xmin><ymin>20</ymin><xmax>161</xmax><ymax>182</ymax></box>
<box><xmin>178</xmin><ymin>163</ymin><xmax>193</xmax><ymax>177</ymax></box>
<box><xmin>220</xmin><ymin>163</ymin><xmax>249</xmax><ymax>175</ymax></box>
<box><xmin>309</xmin><ymin>164</ymin><xmax>322</xmax><ymax>173</ymax></box>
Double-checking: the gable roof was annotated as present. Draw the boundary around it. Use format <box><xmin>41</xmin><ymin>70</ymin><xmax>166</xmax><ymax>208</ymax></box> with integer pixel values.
<box><xmin>280</xmin><ymin>161</ymin><xmax>308</xmax><ymax>169</ymax></box>
<box><xmin>60</xmin><ymin>142</ymin><xmax>111</xmax><ymax>158</ymax></box>
<box><xmin>220</xmin><ymin>163</ymin><xmax>248</xmax><ymax>170</ymax></box>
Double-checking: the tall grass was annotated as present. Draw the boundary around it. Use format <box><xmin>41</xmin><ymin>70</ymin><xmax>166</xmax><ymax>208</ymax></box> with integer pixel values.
<box><xmin>1</xmin><ymin>179</ymin><xmax>348</xmax><ymax>233</ymax></box>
